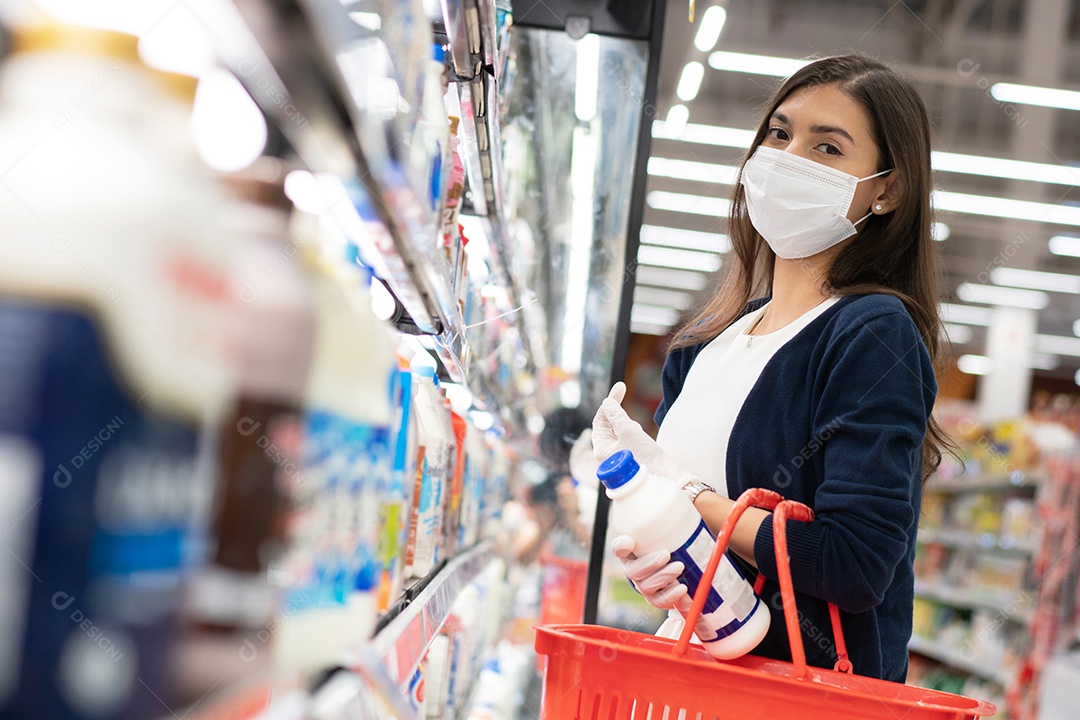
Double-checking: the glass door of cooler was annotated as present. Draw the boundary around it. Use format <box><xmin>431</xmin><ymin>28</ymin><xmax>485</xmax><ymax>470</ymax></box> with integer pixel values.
<box><xmin>503</xmin><ymin>0</ymin><xmax>667</xmax><ymax>638</ymax></box>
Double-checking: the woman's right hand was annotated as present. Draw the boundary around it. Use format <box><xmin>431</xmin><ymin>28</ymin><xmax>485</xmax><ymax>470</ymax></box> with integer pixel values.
<box><xmin>610</xmin><ymin>535</ymin><xmax>690</xmax><ymax>610</ymax></box>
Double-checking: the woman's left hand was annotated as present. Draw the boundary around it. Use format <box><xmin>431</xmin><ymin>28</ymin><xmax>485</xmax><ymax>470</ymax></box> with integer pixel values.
<box><xmin>592</xmin><ymin>390</ymin><xmax>694</xmax><ymax>486</ymax></box>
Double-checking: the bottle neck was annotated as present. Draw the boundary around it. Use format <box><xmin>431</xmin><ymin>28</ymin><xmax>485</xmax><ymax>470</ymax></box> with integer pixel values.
<box><xmin>604</xmin><ymin>472</ymin><xmax>645</xmax><ymax>499</ymax></box>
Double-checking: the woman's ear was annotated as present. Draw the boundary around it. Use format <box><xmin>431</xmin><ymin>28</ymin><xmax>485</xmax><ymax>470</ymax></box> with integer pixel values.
<box><xmin>874</xmin><ymin>172</ymin><xmax>903</xmax><ymax>214</ymax></box>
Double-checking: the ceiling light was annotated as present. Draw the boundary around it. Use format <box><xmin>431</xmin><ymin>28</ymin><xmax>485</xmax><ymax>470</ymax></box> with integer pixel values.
<box><xmin>631</xmin><ymin>303</ymin><xmax>681</xmax><ymax>326</ymax></box>
<box><xmin>1073</xmin><ymin>319</ymin><xmax>1080</xmax><ymax>337</ymax></box>
<box><xmin>677</xmin><ymin>61</ymin><xmax>705</xmax><ymax>102</ymax></box>
<box><xmin>1041</xmin><ymin>335</ymin><xmax>1080</xmax><ymax>357</ymax></box>
<box><xmin>1031</xmin><ymin>353</ymin><xmax>1060</xmax><ymax>371</ymax></box>
<box><xmin>935</xmin><ymin>191</ymin><xmax>1080</xmax><ymax>227</ymax></box>
<box><xmin>991</xmin><ymin>83</ymin><xmax>1080</xmax><ymax>111</ymax></box>
<box><xmin>932</xmin><ymin>151</ymin><xmax>1080</xmax><ymax>187</ymax></box>
<box><xmin>640</xmin><ymin>225</ymin><xmax>730</xmax><ymax>253</ymax></box>
<box><xmin>1039</xmin><ymin>337</ymin><xmax>1080</xmax><ymax>362</ymax></box>
<box><xmin>942</xmin><ymin>323</ymin><xmax>973</xmax><ymax>344</ymax></box>
<box><xmin>637</xmin><ymin>245</ymin><xmax>722</xmax><ymax>272</ymax></box>
<box><xmin>574</xmin><ymin>34</ymin><xmax>600</xmax><ymax>122</ymax></box>
<box><xmin>664</xmin><ymin>104</ymin><xmax>689</xmax><ymax>137</ymax></box>
<box><xmin>646</xmin><ymin>190</ymin><xmax>731</xmax><ymax>217</ymax></box>
<box><xmin>634</xmin><ymin>266</ymin><xmax>710</xmax><ymax>291</ymax></box>
<box><xmin>694</xmin><ymin>6</ymin><xmax>728</xmax><ymax>51</ymax></box>
<box><xmin>652</xmin><ymin>121</ymin><xmax>755</xmax><ymax>148</ymax></box>
<box><xmin>957</xmin><ymin>354</ymin><xmax>994</xmax><ymax>376</ymax></box>
<box><xmin>957</xmin><ymin>283</ymin><xmax>1049</xmax><ymax>309</ymax></box>
<box><xmin>707</xmin><ymin>50</ymin><xmax>808</xmax><ymax>77</ymax></box>
<box><xmin>647</xmin><ymin>157</ymin><xmax>739</xmax><ymax>185</ymax></box>
<box><xmin>631</xmin><ymin>321</ymin><xmax>673</xmax><ymax>336</ymax></box>
<box><xmin>931</xmin><ymin>222</ymin><xmax>951</xmax><ymax>242</ymax></box>
<box><xmin>991</xmin><ymin>267</ymin><xmax>1080</xmax><ymax>294</ymax></box>
<box><xmin>1049</xmin><ymin>235</ymin><xmax>1080</xmax><ymax>257</ymax></box>
<box><xmin>634</xmin><ymin>286</ymin><xmax>695</xmax><ymax>309</ymax></box>
<box><xmin>939</xmin><ymin>303</ymin><xmax>992</xmax><ymax>326</ymax></box>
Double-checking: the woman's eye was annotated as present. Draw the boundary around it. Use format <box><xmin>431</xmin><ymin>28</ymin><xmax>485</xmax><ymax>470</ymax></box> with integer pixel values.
<box><xmin>816</xmin><ymin>142</ymin><xmax>843</xmax><ymax>156</ymax></box>
<box><xmin>767</xmin><ymin>126</ymin><xmax>789</xmax><ymax>141</ymax></box>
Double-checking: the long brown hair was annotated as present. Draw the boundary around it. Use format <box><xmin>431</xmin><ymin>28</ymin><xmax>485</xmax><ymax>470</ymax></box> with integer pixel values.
<box><xmin>669</xmin><ymin>54</ymin><xmax>951</xmax><ymax>481</ymax></box>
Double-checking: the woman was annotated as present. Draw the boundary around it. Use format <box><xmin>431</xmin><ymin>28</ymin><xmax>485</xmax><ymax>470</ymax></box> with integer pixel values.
<box><xmin>593</xmin><ymin>54</ymin><xmax>948</xmax><ymax>682</ymax></box>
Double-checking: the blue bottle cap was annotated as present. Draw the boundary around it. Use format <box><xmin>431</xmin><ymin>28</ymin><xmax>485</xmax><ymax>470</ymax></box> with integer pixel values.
<box><xmin>413</xmin><ymin>364</ymin><xmax>436</xmax><ymax>380</ymax></box>
<box><xmin>433</xmin><ymin>44</ymin><xmax>446</xmax><ymax>63</ymax></box>
<box><xmin>596</xmin><ymin>449</ymin><xmax>640</xmax><ymax>490</ymax></box>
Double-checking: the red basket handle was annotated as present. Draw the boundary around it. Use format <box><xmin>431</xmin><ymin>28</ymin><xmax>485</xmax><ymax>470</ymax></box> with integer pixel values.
<box><xmin>673</xmin><ymin>488</ymin><xmax>852</xmax><ymax>679</ymax></box>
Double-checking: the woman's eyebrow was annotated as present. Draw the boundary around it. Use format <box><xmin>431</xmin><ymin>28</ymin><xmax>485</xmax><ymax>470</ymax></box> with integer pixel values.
<box><xmin>810</xmin><ymin>123</ymin><xmax>855</xmax><ymax>144</ymax></box>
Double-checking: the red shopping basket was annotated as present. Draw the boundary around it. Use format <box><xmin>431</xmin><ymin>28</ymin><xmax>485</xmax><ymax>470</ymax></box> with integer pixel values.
<box><xmin>534</xmin><ymin>488</ymin><xmax>996</xmax><ymax>720</ymax></box>
<box><xmin>539</xmin><ymin>552</ymin><xmax>589</xmax><ymax>626</ymax></box>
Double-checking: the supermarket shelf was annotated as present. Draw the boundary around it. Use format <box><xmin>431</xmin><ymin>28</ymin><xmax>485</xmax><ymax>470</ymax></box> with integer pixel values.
<box><xmin>368</xmin><ymin>540</ymin><xmax>496</xmax><ymax>689</ymax></box>
<box><xmin>926</xmin><ymin>473</ymin><xmax>1042</xmax><ymax>494</ymax></box>
<box><xmin>913</xmin><ymin>580</ymin><xmax>1034</xmax><ymax>626</ymax></box>
<box><xmin>908</xmin><ymin>634</ymin><xmax>1012</xmax><ymax>686</ymax></box>
<box><xmin>918</xmin><ymin>527</ymin><xmax>1038</xmax><ymax>556</ymax></box>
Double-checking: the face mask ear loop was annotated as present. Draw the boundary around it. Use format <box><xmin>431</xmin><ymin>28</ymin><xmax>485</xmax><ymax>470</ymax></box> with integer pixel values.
<box><xmin>853</xmin><ymin>211</ymin><xmax>873</xmax><ymax>227</ymax></box>
<box><xmin>858</xmin><ymin>168</ymin><xmax>894</xmax><ymax>182</ymax></box>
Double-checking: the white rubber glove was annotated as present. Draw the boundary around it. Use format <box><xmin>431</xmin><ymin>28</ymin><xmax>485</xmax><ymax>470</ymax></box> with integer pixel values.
<box><xmin>592</xmin><ymin>386</ymin><xmax>694</xmax><ymax>486</ymax></box>
<box><xmin>591</xmin><ymin>382</ymin><xmax>627</xmax><ymax>463</ymax></box>
<box><xmin>610</xmin><ymin>535</ymin><xmax>691</xmax><ymax>610</ymax></box>
<box><xmin>612</xmin><ymin>535</ymin><xmax>708</xmax><ymax>647</ymax></box>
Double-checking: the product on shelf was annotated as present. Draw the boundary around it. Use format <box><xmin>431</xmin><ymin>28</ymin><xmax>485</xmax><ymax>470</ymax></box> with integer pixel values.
<box><xmin>178</xmin><ymin>171</ymin><xmax>317</xmax><ymax>703</ymax></box>
<box><xmin>274</xmin><ymin>236</ymin><xmax>397</xmax><ymax>672</ymax></box>
<box><xmin>405</xmin><ymin>362</ymin><xmax>450</xmax><ymax>580</ymax></box>
<box><xmin>378</xmin><ymin>360</ymin><xmax>418</xmax><ymax>612</ymax></box>
<box><xmin>0</xmin><ymin>21</ymin><xmax>240</xmax><ymax>719</ymax></box>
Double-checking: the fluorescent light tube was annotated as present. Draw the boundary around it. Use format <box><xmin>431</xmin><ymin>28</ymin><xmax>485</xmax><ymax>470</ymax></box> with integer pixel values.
<box><xmin>1049</xmin><ymin>235</ymin><xmax>1080</xmax><ymax>257</ymax></box>
<box><xmin>957</xmin><ymin>283</ymin><xmax>1049</xmax><ymax>310</ymax></box>
<box><xmin>574</xmin><ymin>34</ymin><xmax>600</xmax><ymax>122</ymax></box>
<box><xmin>562</xmin><ymin>126</ymin><xmax>597</xmax><ymax>373</ymax></box>
<box><xmin>991</xmin><ymin>82</ymin><xmax>1080</xmax><ymax>111</ymax></box>
<box><xmin>631</xmin><ymin>321</ymin><xmax>673</xmax><ymax>336</ymax></box>
<box><xmin>932</xmin><ymin>150</ymin><xmax>1080</xmax><ymax>187</ymax></box>
<box><xmin>1031</xmin><ymin>353</ymin><xmax>1060</xmax><ymax>371</ymax></box>
<box><xmin>631</xmin><ymin>303</ymin><xmax>681</xmax><ymax>326</ymax></box>
<box><xmin>707</xmin><ymin>50</ymin><xmax>808</xmax><ymax>77</ymax></box>
<box><xmin>935</xmin><ymin>191</ymin><xmax>1080</xmax><ymax>227</ymax></box>
<box><xmin>694</xmin><ymin>6</ymin><xmax>727</xmax><ymax>51</ymax></box>
<box><xmin>942</xmin><ymin>323</ymin><xmax>974</xmax><ymax>344</ymax></box>
<box><xmin>638</xmin><ymin>245</ymin><xmax>722</xmax><ymax>272</ymax></box>
<box><xmin>640</xmin><ymin>224</ymin><xmax>731</xmax><ymax>253</ymax></box>
<box><xmin>634</xmin><ymin>286</ymin><xmax>695</xmax><ymax>309</ymax></box>
<box><xmin>652</xmin><ymin>121</ymin><xmax>755</xmax><ymax>148</ymax></box>
<box><xmin>939</xmin><ymin>303</ymin><xmax>992</xmax><ymax>326</ymax></box>
<box><xmin>957</xmin><ymin>354</ymin><xmax>994</xmax><ymax>375</ymax></box>
<box><xmin>635</xmin><ymin>266</ymin><xmax>711</xmax><ymax>291</ymax></box>
<box><xmin>677</xmin><ymin>61</ymin><xmax>705</xmax><ymax>102</ymax></box>
<box><xmin>991</xmin><ymin>267</ymin><xmax>1080</xmax><ymax>294</ymax></box>
<box><xmin>646</xmin><ymin>190</ymin><xmax>731</xmax><ymax>217</ymax></box>
<box><xmin>1037</xmin><ymin>334</ymin><xmax>1080</xmax><ymax>357</ymax></box>
<box><xmin>664</xmin><ymin>104</ymin><xmax>689</xmax><ymax>137</ymax></box>
<box><xmin>648</xmin><ymin>157</ymin><xmax>739</xmax><ymax>185</ymax></box>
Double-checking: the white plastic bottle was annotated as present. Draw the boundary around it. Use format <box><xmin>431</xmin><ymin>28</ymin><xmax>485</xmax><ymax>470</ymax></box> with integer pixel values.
<box><xmin>597</xmin><ymin>449</ymin><xmax>770</xmax><ymax>659</ymax></box>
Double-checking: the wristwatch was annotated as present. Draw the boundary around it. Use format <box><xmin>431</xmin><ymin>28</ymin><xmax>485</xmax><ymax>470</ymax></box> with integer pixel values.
<box><xmin>681</xmin><ymin>479</ymin><xmax>716</xmax><ymax>504</ymax></box>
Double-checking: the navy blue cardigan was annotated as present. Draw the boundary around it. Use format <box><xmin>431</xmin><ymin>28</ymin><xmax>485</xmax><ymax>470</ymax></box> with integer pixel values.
<box><xmin>655</xmin><ymin>294</ymin><xmax>935</xmax><ymax>682</ymax></box>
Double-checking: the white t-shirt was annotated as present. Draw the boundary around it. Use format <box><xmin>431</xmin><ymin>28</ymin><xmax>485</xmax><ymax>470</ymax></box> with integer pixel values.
<box><xmin>656</xmin><ymin>298</ymin><xmax>839</xmax><ymax>496</ymax></box>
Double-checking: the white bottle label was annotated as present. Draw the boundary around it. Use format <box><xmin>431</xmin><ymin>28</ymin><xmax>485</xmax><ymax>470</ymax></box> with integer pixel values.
<box><xmin>669</xmin><ymin>520</ymin><xmax>759</xmax><ymax>642</ymax></box>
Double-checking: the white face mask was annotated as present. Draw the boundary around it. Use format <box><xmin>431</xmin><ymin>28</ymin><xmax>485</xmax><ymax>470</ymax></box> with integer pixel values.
<box><xmin>739</xmin><ymin>145</ymin><xmax>892</xmax><ymax>259</ymax></box>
